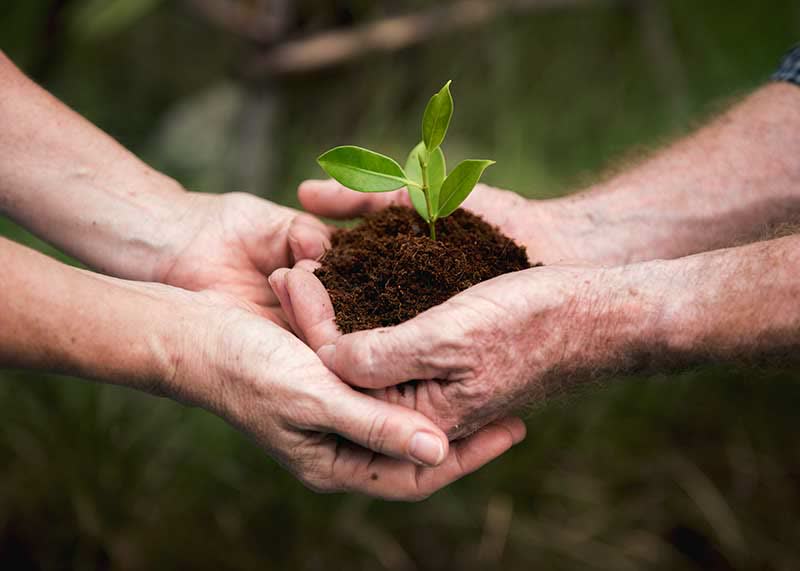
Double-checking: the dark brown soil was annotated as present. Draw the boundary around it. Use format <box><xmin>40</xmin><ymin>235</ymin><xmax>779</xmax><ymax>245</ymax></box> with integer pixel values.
<box><xmin>315</xmin><ymin>206</ymin><xmax>536</xmax><ymax>333</ymax></box>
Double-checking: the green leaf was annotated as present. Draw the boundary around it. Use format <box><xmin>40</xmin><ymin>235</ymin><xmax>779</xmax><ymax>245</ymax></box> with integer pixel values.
<box><xmin>318</xmin><ymin>146</ymin><xmax>409</xmax><ymax>192</ymax></box>
<box><xmin>437</xmin><ymin>160</ymin><xmax>495</xmax><ymax>218</ymax></box>
<box><xmin>405</xmin><ymin>142</ymin><xmax>446</xmax><ymax>221</ymax></box>
<box><xmin>422</xmin><ymin>81</ymin><xmax>454</xmax><ymax>152</ymax></box>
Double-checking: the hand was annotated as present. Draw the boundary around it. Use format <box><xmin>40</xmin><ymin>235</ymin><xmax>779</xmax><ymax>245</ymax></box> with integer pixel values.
<box><xmin>165</xmin><ymin>289</ymin><xmax>527</xmax><ymax>501</ymax></box>
<box><xmin>152</xmin><ymin>192</ymin><xmax>331</xmax><ymax>325</ymax></box>
<box><xmin>297</xmin><ymin>179</ymin><xmax>581</xmax><ymax>265</ymax></box>
<box><xmin>270</xmin><ymin>262</ymin><xmax>631</xmax><ymax>439</ymax></box>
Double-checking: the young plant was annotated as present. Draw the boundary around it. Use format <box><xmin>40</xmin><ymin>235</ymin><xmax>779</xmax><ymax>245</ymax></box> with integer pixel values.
<box><xmin>317</xmin><ymin>81</ymin><xmax>494</xmax><ymax>240</ymax></box>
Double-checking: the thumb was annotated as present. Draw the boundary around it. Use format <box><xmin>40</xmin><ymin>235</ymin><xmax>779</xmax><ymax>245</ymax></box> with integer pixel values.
<box><xmin>322</xmin><ymin>385</ymin><xmax>450</xmax><ymax>467</ymax></box>
<box><xmin>318</xmin><ymin>320</ymin><xmax>450</xmax><ymax>389</ymax></box>
<box><xmin>287</xmin><ymin>213</ymin><xmax>331</xmax><ymax>263</ymax></box>
<box><xmin>298</xmin><ymin>179</ymin><xmax>411</xmax><ymax>219</ymax></box>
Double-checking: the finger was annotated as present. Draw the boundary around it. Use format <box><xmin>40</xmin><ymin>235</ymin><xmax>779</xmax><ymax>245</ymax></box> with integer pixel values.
<box><xmin>287</xmin><ymin>213</ymin><xmax>331</xmax><ymax>262</ymax></box>
<box><xmin>330</xmin><ymin>416</ymin><xmax>526</xmax><ymax>501</ymax></box>
<box><xmin>285</xmin><ymin>267</ymin><xmax>340</xmax><ymax>352</ymax></box>
<box><xmin>319</xmin><ymin>385</ymin><xmax>450</xmax><ymax>468</ymax></box>
<box><xmin>267</xmin><ymin>268</ymin><xmax>303</xmax><ymax>340</ymax></box>
<box><xmin>317</xmin><ymin>318</ymin><xmax>449</xmax><ymax>389</ymax></box>
<box><xmin>298</xmin><ymin>179</ymin><xmax>411</xmax><ymax>219</ymax></box>
<box><xmin>293</xmin><ymin>259</ymin><xmax>321</xmax><ymax>273</ymax></box>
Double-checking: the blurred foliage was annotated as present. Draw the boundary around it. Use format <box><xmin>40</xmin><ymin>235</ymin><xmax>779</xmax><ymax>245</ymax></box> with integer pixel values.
<box><xmin>1</xmin><ymin>0</ymin><xmax>800</xmax><ymax>569</ymax></box>
<box><xmin>70</xmin><ymin>0</ymin><xmax>167</xmax><ymax>41</ymax></box>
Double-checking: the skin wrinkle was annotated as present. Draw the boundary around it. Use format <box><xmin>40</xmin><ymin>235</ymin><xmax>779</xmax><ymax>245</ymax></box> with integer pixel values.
<box><xmin>364</xmin><ymin>411</ymin><xmax>390</xmax><ymax>457</ymax></box>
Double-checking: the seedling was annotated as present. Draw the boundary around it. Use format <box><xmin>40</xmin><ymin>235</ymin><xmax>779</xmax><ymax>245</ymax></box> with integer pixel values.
<box><xmin>317</xmin><ymin>81</ymin><xmax>494</xmax><ymax>240</ymax></box>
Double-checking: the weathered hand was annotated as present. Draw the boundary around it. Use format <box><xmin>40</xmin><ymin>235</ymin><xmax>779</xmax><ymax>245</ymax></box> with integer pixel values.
<box><xmin>270</xmin><ymin>263</ymin><xmax>628</xmax><ymax>439</ymax></box>
<box><xmin>153</xmin><ymin>192</ymin><xmax>331</xmax><ymax>324</ymax></box>
<box><xmin>297</xmin><ymin>179</ymin><xmax>579</xmax><ymax>265</ymax></box>
<box><xmin>167</xmin><ymin>290</ymin><xmax>526</xmax><ymax>500</ymax></box>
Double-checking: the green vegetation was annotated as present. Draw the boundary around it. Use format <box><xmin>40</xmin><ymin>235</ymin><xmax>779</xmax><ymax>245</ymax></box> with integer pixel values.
<box><xmin>1</xmin><ymin>1</ymin><xmax>800</xmax><ymax>569</ymax></box>
<box><xmin>318</xmin><ymin>81</ymin><xmax>493</xmax><ymax>239</ymax></box>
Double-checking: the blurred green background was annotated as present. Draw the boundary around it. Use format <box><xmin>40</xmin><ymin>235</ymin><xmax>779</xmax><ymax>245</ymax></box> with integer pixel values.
<box><xmin>2</xmin><ymin>1</ymin><xmax>800</xmax><ymax>569</ymax></box>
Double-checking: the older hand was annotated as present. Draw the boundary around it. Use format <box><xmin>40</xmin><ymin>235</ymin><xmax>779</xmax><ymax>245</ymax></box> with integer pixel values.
<box><xmin>152</xmin><ymin>192</ymin><xmax>331</xmax><ymax>325</ymax></box>
<box><xmin>167</xmin><ymin>289</ymin><xmax>526</xmax><ymax>500</ymax></box>
<box><xmin>297</xmin><ymin>179</ymin><xmax>581</xmax><ymax>265</ymax></box>
<box><xmin>269</xmin><ymin>261</ymin><xmax>639</xmax><ymax>439</ymax></box>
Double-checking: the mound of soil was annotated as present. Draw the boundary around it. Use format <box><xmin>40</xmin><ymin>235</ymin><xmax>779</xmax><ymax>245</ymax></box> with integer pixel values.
<box><xmin>314</xmin><ymin>206</ymin><xmax>536</xmax><ymax>333</ymax></box>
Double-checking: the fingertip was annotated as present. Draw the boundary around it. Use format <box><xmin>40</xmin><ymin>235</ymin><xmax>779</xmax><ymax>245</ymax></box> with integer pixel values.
<box><xmin>286</xmin><ymin>265</ymin><xmax>331</xmax><ymax>306</ymax></box>
<box><xmin>409</xmin><ymin>430</ymin><xmax>448</xmax><ymax>467</ymax></box>
<box><xmin>288</xmin><ymin>214</ymin><xmax>331</xmax><ymax>262</ymax></box>
<box><xmin>298</xmin><ymin>179</ymin><xmax>340</xmax><ymax>211</ymax></box>
<box><xmin>499</xmin><ymin>416</ymin><xmax>527</xmax><ymax>445</ymax></box>
<box><xmin>268</xmin><ymin>267</ymin><xmax>289</xmax><ymax>292</ymax></box>
<box><xmin>285</xmin><ymin>267</ymin><xmax>338</xmax><ymax>350</ymax></box>
<box><xmin>294</xmin><ymin>259</ymin><xmax>322</xmax><ymax>272</ymax></box>
<box><xmin>268</xmin><ymin>268</ymin><xmax>300</xmax><ymax>337</ymax></box>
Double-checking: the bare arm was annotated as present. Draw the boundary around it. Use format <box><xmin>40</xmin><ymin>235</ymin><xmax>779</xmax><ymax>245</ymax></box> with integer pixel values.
<box><xmin>0</xmin><ymin>235</ymin><xmax>183</xmax><ymax>386</ymax></box>
<box><xmin>0</xmin><ymin>51</ymin><xmax>189</xmax><ymax>280</ymax></box>
<box><xmin>632</xmin><ymin>234</ymin><xmax>800</xmax><ymax>367</ymax></box>
<box><xmin>0</xmin><ymin>235</ymin><xmax>525</xmax><ymax>499</ymax></box>
<box><xmin>544</xmin><ymin>83</ymin><xmax>800</xmax><ymax>265</ymax></box>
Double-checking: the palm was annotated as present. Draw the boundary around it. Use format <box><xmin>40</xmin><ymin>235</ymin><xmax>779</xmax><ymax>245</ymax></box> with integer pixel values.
<box><xmin>156</xmin><ymin>193</ymin><xmax>329</xmax><ymax>325</ymax></box>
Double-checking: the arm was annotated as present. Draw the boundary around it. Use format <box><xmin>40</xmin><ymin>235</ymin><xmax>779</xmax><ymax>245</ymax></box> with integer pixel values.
<box><xmin>270</xmin><ymin>233</ymin><xmax>800</xmax><ymax>436</ymax></box>
<box><xmin>297</xmin><ymin>83</ymin><xmax>800</xmax><ymax>267</ymax></box>
<box><xmin>0</xmin><ymin>235</ymin><xmax>525</xmax><ymax>499</ymax></box>
<box><xmin>546</xmin><ymin>83</ymin><xmax>800</xmax><ymax>265</ymax></box>
<box><xmin>0</xmin><ymin>51</ymin><xmax>185</xmax><ymax>280</ymax></box>
<box><xmin>0</xmin><ymin>52</ymin><xmax>329</xmax><ymax>312</ymax></box>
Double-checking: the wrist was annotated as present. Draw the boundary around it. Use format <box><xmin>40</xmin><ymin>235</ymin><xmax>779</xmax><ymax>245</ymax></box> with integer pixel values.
<box><xmin>79</xmin><ymin>276</ymin><xmax>208</xmax><ymax>396</ymax></box>
<box><xmin>539</xmin><ymin>185</ymin><xmax>642</xmax><ymax>267</ymax></box>
<box><xmin>116</xmin><ymin>174</ymin><xmax>196</xmax><ymax>283</ymax></box>
<box><xmin>591</xmin><ymin>257</ymin><xmax>713</xmax><ymax>375</ymax></box>
<box><xmin>151</xmin><ymin>287</ymin><xmax>285</xmax><ymax>420</ymax></box>
<box><xmin>549</xmin><ymin>262</ymin><xmax>675</xmax><ymax>379</ymax></box>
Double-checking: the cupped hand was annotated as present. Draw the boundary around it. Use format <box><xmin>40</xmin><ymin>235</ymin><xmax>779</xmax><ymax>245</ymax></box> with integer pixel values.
<box><xmin>297</xmin><ymin>179</ymin><xmax>579</xmax><ymax>265</ymax></box>
<box><xmin>153</xmin><ymin>192</ymin><xmax>331</xmax><ymax>325</ymax></box>
<box><xmin>167</xmin><ymin>290</ymin><xmax>526</xmax><ymax>501</ymax></box>
<box><xmin>270</xmin><ymin>262</ymin><xmax>620</xmax><ymax>439</ymax></box>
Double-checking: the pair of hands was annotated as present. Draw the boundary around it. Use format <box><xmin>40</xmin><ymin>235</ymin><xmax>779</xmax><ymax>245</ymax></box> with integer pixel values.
<box><xmin>154</xmin><ymin>182</ymin><xmax>592</xmax><ymax>500</ymax></box>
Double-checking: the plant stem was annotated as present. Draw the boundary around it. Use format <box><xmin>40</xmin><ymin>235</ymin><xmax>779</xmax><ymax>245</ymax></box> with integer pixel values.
<box><xmin>419</xmin><ymin>155</ymin><xmax>437</xmax><ymax>240</ymax></box>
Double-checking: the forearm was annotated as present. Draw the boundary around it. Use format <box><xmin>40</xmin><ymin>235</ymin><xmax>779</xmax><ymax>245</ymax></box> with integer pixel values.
<box><xmin>0</xmin><ymin>235</ymin><xmax>191</xmax><ymax>393</ymax></box>
<box><xmin>594</xmin><ymin>235</ymin><xmax>800</xmax><ymax>373</ymax></box>
<box><xmin>542</xmin><ymin>83</ymin><xmax>800</xmax><ymax>265</ymax></box>
<box><xmin>0</xmin><ymin>51</ymin><xmax>190</xmax><ymax>280</ymax></box>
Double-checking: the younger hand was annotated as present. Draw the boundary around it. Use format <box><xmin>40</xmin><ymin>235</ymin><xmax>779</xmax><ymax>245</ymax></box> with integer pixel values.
<box><xmin>153</xmin><ymin>192</ymin><xmax>331</xmax><ymax>325</ymax></box>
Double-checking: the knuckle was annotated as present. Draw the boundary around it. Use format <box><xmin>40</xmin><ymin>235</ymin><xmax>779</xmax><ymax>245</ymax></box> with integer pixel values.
<box><xmin>346</xmin><ymin>336</ymin><xmax>380</xmax><ymax>384</ymax></box>
<box><xmin>298</xmin><ymin>459</ymin><xmax>343</xmax><ymax>495</ymax></box>
<box><xmin>364</xmin><ymin>413</ymin><xmax>392</xmax><ymax>453</ymax></box>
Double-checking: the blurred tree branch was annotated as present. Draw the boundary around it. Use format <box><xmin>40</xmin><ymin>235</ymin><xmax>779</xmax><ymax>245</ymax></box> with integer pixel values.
<box><xmin>185</xmin><ymin>0</ymin><xmax>287</xmax><ymax>44</ymax></box>
<box><xmin>240</xmin><ymin>0</ymin><xmax>600</xmax><ymax>79</ymax></box>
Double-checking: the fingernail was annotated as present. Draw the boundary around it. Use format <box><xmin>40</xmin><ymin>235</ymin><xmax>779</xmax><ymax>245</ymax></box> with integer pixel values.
<box><xmin>318</xmin><ymin>344</ymin><xmax>336</xmax><ymax>369</ymax></box>
<box><xmin>409</xmin><ymin>432</ymin><xmax>445</xmax><ymax>467</ymax></box>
